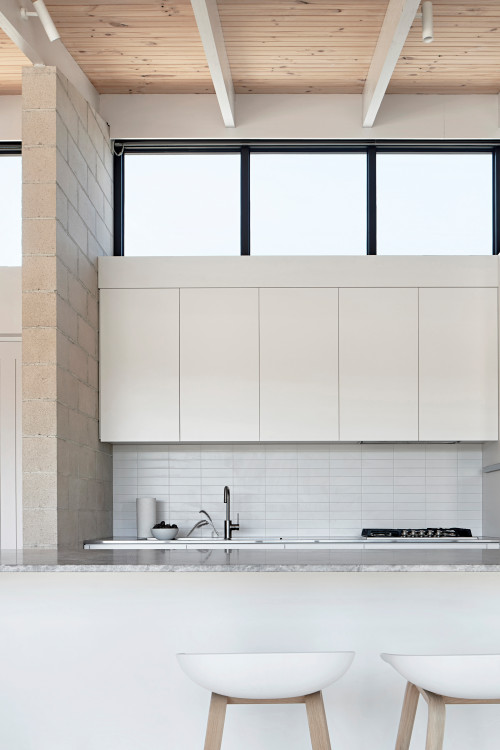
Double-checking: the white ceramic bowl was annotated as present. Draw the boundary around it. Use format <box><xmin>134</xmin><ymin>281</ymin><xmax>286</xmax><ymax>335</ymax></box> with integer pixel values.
<box><xmin>381</xmin><ymin>653</ymin><xmax>500</xmax><ymax>699</ymax></box>
<box><xmin>151</xmin><ymin>527</ymin><xmax>178</xmax><ymax>541</ymax></box>
<box><xmin>177</xmin><ymin>651</ymin><xmax>355</xmax><ymax>699</ymax></box>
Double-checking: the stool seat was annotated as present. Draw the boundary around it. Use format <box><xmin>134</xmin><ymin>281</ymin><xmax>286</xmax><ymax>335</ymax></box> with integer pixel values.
<box><xmin>383</xmin><ymin>653</ymin><xmax>500</xmax><ymax>750</ymax></box>
<box><xmin>177</xmin><ymin>651</ymin><xmax>354</xmax><ymax>700</ymax></box>
<box><xmin>382</xmin><ymin>652</ymin><xmax>500</xmax><ymax>699</ymax></box>
<box><xmin>178</xmin><ymin>652</ymin><xmax>354</xmax><ymax>750</ymax></box>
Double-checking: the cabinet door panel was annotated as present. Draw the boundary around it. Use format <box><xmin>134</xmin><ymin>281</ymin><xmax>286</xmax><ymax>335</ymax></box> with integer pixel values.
<box><xmin>419</xmin><ymin>288</ymin><xmax>498</xmax><ymax>440</ymax></box>
<box><xmin>180</xmin><ymin>288</ymin><xmax>259</xmax><ymax>441</ymax></box>
<box><xmin>260</xmin><ymin>288</ymin><xmax>338</xmax><ymax>441</ymax></box>
<box><xmin>339</xmin><ymin>288</ymin><xmax>418</xmax><ymax>441</ymax></box>
<box><xmin>100</xmin><ymin>289</ymin><xmax>179</xmax><ymax>442</ymax></box>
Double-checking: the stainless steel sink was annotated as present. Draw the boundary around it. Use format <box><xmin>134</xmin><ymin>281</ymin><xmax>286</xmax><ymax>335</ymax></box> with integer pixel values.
<box><xmin>177</xmin><ymin>537</ymin><xmax>278</xmax><ymax>543</ymax></box>
<box><xmin>175</xmin><ymin>537</ymin><xmax>361</xmax><ymax>544</ymax></box>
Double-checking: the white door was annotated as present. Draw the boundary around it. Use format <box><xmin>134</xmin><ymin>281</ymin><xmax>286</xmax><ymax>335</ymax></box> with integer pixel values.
<box><xmin>0</xmin><ymin>340</ymin><xmax>22</xmax><ymax>549</ymax></box>
<box><xmin>339</xmin><ymin>288</ymin><xmax>419</xmax><ymax>441</ymax></box>
<box><xmin>260</xmin><ymin>288</ymin><xmax>339</xmax><ymax>441</ymax></box>
<box><xmin>100</xmin><ymin>289</ymin><xmax>180</xmax><ymax>442</ymax></box>
<box><xmin>419</xmin><ymin>287</ymin><xmax>498</xmax><ymax>441</ymax></box>
<box><xmin>180</xmin><ymin>288</ymin><xmax>259</xmax><ymax>441</ymax></box>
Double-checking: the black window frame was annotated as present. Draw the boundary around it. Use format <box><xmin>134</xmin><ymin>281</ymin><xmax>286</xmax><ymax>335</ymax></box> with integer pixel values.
<box><xmin>0</xmin><ymin>143</ymin><xmax>21</xmax><ymax>154</ymax></box>
<box><xmin>114</xmin><ymin>140</ymin><xmax>500</xmax><ymax>257</ymax></box>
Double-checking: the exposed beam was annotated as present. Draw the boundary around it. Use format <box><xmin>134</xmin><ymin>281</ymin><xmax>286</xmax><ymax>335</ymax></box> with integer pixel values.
<box><xmin>0</xmin><ymin>0</ymin><xmax>99</xmax><ymax>111</ymax></box>
<box><xmin>190</xmin><ymin>0</ymin><xmax>235</xmax><ymax>127</ymax></box>
<box><xmin>362</xmin><ymin>0</ymin><xmax>421</xmax><ymax>128</ymax></box>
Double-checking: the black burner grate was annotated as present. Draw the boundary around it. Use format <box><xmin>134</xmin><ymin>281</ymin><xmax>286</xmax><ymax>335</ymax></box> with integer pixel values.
<box><xmin>362</xmin><ymin>527</ymin><xmax>473</xmax><ymax>538</ymax></box>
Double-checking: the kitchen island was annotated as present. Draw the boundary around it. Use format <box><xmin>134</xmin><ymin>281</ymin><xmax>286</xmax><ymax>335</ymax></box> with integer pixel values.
<box><xmin>1</xmin><ymin>549</ymin><xmax>500</xmax><ymax>750</ymax></box>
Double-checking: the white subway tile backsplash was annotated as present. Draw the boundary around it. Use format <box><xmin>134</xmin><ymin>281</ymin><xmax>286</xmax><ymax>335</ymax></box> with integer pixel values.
<box><xmin>113</xmin><ymin>443</ymin><xmax>483</xmax><ymax>537</ymax></box>
<box><xmin>331</xmin><ymin>485</ymin><xmax>363</xmax><ymax>495</ymax></box>
<box><xmin>331</xmin><ymin>459</ymin><xmax>362</xmax><ymax>468</ymax></box>
<box><xmin>458</xmin><ymin>468</ymin><xmax>482</xmax><ymax>478</ymax></box>
<box><xmin>395</xmin><ymin>458</ymin><xmax>426</xmax><ymax>467</ymax></box>
<box><xmin>332</xmin><ymin>476</ymin><xmax>363</xmax><ymax>486</ymax></box>
<box><xmin>362</xmin><ymin>459</ymin><xmax>394</xmax><ymax>469</ymax></box>
<box><xmin>394</xmin><ymin>476</ymin><xmax>425</xmax><ymax>487</ymax></box>
<box><xmin>453</xmin><ymin>479</ymin><xmax>474</xmax><ymax>491</ymax></box>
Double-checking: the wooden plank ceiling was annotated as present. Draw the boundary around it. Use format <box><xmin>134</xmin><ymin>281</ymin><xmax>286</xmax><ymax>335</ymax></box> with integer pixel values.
<box><xmin>1</xmin><ymin>1</ymin><xmax>500</xmax><ymax>96</ymax></box>
<box><xmin>44</xmin><ymin>0</ymin><xmax>386</xmax><ymax>94</ymax></box>
<box><xmin>0</xmin><ymin>29</ymin><xmax>31</xmax><ymax>94</ymax></box>
<box><xmin>46</xmin><ymin>0</ymin><xmax>214</xmax><ymax>94</ymax></box>
<box><xmin>219</xmin><ymin>0</ymin><xmax>387</xmax><ymax>94</ymax></box>
<box><xmin>390</xmin><ymin>0</ymin><xmax>500</xmax><ymax>93</ymax></box>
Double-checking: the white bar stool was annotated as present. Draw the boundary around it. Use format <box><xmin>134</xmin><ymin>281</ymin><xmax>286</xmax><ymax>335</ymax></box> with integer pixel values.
<box><xmin>177</xmin><ymin>651</ymin><xmax>354</xmax><ymax>750</ymax></box>
<box><xmin>381</xmin><ymin>653</ymin><xmax>500</xmax><ymax>750</ymax></box>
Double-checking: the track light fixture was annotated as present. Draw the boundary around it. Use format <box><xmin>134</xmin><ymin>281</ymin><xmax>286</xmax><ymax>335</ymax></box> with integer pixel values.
<box><xmin>421</xmin><ymin>1</ymin><xmax>434</xmax><ymax>44</ymax></box>
<box><xmin>20</xmin><ymin>0</ymin><xmax>60</xmax><ymax>43</ymax></box>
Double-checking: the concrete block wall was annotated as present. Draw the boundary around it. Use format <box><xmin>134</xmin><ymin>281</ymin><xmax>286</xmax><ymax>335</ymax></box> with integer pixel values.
<box><xmin>22</xmin><ymin>66</ymin><xmax>113</xmax><ymax>548</ymax></box>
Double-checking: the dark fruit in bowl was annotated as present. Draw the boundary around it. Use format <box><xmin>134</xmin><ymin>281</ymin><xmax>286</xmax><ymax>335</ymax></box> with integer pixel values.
<box><xmin>153</xmin><ymin>522</ymin><xmax>178</xmax><ymax>529</ymax></box>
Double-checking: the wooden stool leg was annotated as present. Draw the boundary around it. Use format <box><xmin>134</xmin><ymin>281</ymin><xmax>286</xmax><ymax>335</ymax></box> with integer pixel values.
<box><xmin>204</xmin><ymin>693</ymin><xmax>227</xmax><ymax>750</ymax></box>
<box><xmin>305</xmin><ymin>691</ymin><xmax>332</xmax><ymax>750</ymax></box>
<box><xmin>395</xmin><ymin>682</ymin><xmax>420</xmax><ymax>750</ymax></box>
<box><xmin>425</xmin><ymin>692</ymin><xmax>446</xmax><ymax>750</ymax></box>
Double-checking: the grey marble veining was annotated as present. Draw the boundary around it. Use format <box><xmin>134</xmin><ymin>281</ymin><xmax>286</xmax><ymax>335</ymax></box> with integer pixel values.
<box><xmin>2</xmin><ymin>548</ymin><xmax>500</xmax><ymax>572</ymax></box>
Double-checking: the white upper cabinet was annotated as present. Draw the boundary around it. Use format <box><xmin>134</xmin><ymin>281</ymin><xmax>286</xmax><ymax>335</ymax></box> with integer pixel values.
<box><xmin>339</xmin><ymin>288</ymin><xmax>419</xmax><ymax>441</ymax></box>
<box><xmin>419</xmin><ymin>288</ymin><xmax>498</xmax><ymax>441</ymax></box>
<box><xmin>100</xmin><ymin>288</ymin><xmax>180</xmax><ymax>442</ymax></box>
<box><xmin>260</xmin><ymin>288</ymin><xmax>339</xmax><ymax>441</ymax></box>
<box><xmin>99</xmin><ymin>258</ymin><xmax>499</xmax><ymax>444</ymax></box>
<box><xmin>180</xmin><ymin>288</ymin><xmax>259</xmax><ymax>441</ymax></box>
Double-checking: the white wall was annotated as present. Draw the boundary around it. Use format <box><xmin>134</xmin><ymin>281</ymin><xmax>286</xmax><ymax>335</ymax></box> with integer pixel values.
<box><xmin>1</xmin><ymin>572</ymin><xmax>500</xmax><ymax>750</ymax></box>
<box><xmin>0</xmin><ymin>267</ymin><xmax>21</xmax><ymax>335</ymax></box>
<box><xmin>0</xmin><ymin>97</ymin><xmax>22</xmax><ymax>142</ymax></box>
<box><xmin>114</xmin><ymin>443</ymin><xmax>483</xmax><ymax>538</ymax></box>
<box><xmin>0</xmin><ymin>341</ymin><xmax>22</xmax><ymax>549</ymax></box>
<box><xmin>5</xmin><ymin>93</ymin><xmax>500</xmax><ymax>142</ymax></box>
<box><xmin>100</xmin><ymin>94</ymin><xmax>500</xmax><ymax>140</ymax></box>
<box><xmin>0</xmin><ymin>268</ymin><xmax>22</xmax><ymax>549</ymax></box>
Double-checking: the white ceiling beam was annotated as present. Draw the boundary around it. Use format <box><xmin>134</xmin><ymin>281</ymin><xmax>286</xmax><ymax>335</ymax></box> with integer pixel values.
<box><xmin>0</xmin><ymin>0</ymin><xmax>99</xmax><ymax>111</ymax></box>
<box><xmin>362</xmin><ymin>0</ymin><xmax>421</xmax><ymax>127</ymax></box>
<box><xmin>190</xmin><ymin>0</ymin><xmax>235</xmax><ymax>127</ymax></box>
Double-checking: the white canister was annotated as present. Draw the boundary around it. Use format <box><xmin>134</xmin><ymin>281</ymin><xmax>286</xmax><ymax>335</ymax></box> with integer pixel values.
<box><xmin>136</xmin><ymin>497</ymin><xmax>157</xmax><ymax>539</ymax></box>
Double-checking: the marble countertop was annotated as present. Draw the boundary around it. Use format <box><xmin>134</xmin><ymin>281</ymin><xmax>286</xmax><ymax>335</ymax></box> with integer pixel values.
<box><xmin>2</xmin><ymin>547</ymin><xmax>500</xmax><ymax>572</ymax></box>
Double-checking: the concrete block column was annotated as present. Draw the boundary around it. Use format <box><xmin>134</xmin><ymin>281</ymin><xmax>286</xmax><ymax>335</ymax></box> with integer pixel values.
<box><xmin>22</xmin><ymin>66</ymin><xmax>113</xmax><ymax>548</ymax></box>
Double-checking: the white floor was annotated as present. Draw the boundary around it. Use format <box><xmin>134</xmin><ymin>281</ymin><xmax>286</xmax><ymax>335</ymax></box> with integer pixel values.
<box><xmin>0</xmin><ymin>572</ymin><xmax>499</xmax><ymax>749</ymax></box>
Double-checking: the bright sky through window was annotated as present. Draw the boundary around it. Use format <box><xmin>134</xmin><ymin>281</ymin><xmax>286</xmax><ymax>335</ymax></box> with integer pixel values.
<box><xmin>125</xmin><ymin>154</ymin><xmax>240</xmax><ymax>256</ymax></box>
<box><xmin>377</xmin><ymin>154</ymin><xmax>492</xmax><ymax>255</ymax></box>
<box><xmin>0</xmin><ymin>156</ymin><xmax>22</xmax><ymax>266</ymax></box>
<box><xmin>250</xmin><ymin>154</ymin><xmax>367</xmax><ymax>255</ymax></box>
<box><xmin>124</xmin><ymin>150</ymin><xmax>494</xmax><ymax>257</ymax></box>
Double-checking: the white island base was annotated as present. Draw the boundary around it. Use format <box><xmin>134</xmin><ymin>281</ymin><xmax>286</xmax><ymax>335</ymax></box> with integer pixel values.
<box><xmin>0</xmin><ymin>571</ymin><xmax>499</xmax><ymax>750</ymax></box>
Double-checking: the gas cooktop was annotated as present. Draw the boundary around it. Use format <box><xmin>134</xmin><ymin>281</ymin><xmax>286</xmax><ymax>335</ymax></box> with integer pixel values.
<box><xmin>362</xmin><ymin>527</ymin><xmax>473</xmax><ymax>539</ymax></box>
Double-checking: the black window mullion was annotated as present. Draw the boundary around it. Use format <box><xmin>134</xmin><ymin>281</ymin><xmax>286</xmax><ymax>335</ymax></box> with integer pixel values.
<box><xmin>493</xmin><ymin>146</ymin><xmax>500</xmax><ymax>255</ymax></box>
<box><xmin>113</xmin><ymin>145</ymin><xmax>125</xmax><ymax>256</ymax></box>
<box><xmin>241</xmin><ymin>146</ymin><xmax>250</xmax><ymax>255</ymax></box>
<box><xmin>367</xmin><ymin>145</ymin><xmax>377</xmax><ymax>255</ymax></box>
